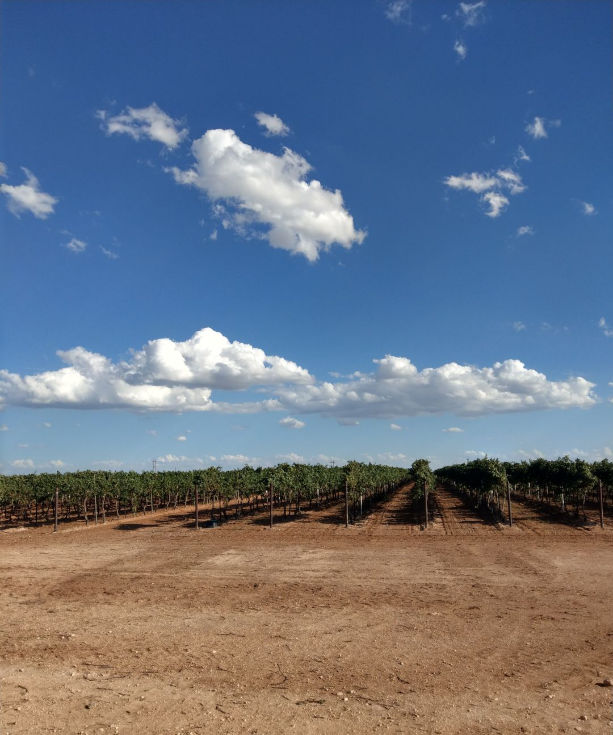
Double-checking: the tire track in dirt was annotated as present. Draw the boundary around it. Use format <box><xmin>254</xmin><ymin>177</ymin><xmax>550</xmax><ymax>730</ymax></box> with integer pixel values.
<box><xmin>431</xmin><ymin>486</ymin><xmax>501</xmax><ymax>536</ymax></box>
<box><xmin>507</xmin><ymin>495</ymin><xmax>595</xmax><ymax>536</ymax></box>
<box><xmin>359</xmin><ymin>484</ymin><xmax>421</xmax><ymax>535</ymax></box>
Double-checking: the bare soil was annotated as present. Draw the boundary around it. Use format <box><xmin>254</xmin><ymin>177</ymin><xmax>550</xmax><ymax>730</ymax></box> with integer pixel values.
<box><xmin>1</xmin><ymin>486</ymin><xmax>612</xmax><ymax>734</ymax></box>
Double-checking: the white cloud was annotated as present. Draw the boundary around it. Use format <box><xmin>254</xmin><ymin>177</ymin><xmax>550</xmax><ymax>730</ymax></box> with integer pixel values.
<box><xmin>176</xmin><ymin>435</ymin><xmax>187</xmax><ymax>441</ymax></box>
<box><xmin>97</xmin><ymin>103</ymin><xmax>188</xmax><ymax>150</ymax></box>
<box><xmin>376</xmin><ymin>452</ymin><xmax>409</xmax><ymax>464</ymax></box>
<box><xmin>0</xmin><ymin>162</ymin><xmax>7</xmax><ymax>177</ymax></box>
<box><xmin>12</xmin><ymin>458</ymin><xmax>34</xmax><ymax>469</ymax></box>
<box><xmin>454</xmin><ymin>40</ymin><xmax>467</xmax><ymax>60</ymax></box>
<box><xmin>512</xmin><ymin>321</ymin><xmax>526</xmax><ymax>332</ymax></box>
<box><xmin>50</xmin><ymin>459</ymin><xmax>65</xmax><ymax>469</ymax></box>
<box><xmin>390</xmin><ymin>423</ymin><xmax>402</xmax><ymax>431</ymax></box>
<box><xmin>495</xmin><ymin>168</ymin><xmax>525</xmax><ymax>195</ymax></box>
<box><xmin>0</xmin><ymin>330</ymin><xmax>597</xmax><ymax>421</ymax></box>
<box><xmin>0</xmin><ymin>326</ymin><xmax>310</xmax><ymax>412</ymax></box>
<box><xmin>0</xmin><ymin>424</ymin><xmax>8</xmax><ymax>431</ymax></box>
<box><xmin>561</xmin><ymin>447</ymin><xmax>613</xmax><ymax>462</ymax></box>
<box><xmin>517</xmin><ymin>448</ymin><xmax>545</xmax><ymax>460</ymax></box>
<box><xmin>279</xmin><ymin>416</ymin><xmax>305</xmax><ymax>430</ymax></box>
<box><xmin>210</xmin><ymin>229</ymin><xmax>218</xmax><ymax>241</ymax></box>
<box><xmin>147</xmin><ymin>429</ymin><xmax>158</xmax><ymax>436</ymax></box>
<box><xmin>254</xmin><ymin>112</ymin><xmax>290</xmax><ymax>137</ymax></box>
<box><xmin>444</xmin><ymin>172</ymin><xmax>498</xmax><ymax>193</ymax></box>
<box><xmin>599</xmin><ymin>317</ymin><xmax>613</xmax><ymax>338</ymax></box>
<box><xmin>482</xmin><ymin>191</ymin><xmax>509</xmax><ymax>218</ymax></box>
<box><xmin>525</xmin><ymin>116</ymin><xmax>560</xmax><ymax>140</ymax></box>
<box><xmin>276</xmin><ymin>452</ymin><xmax>305</xmax><ymax>464</ymax></box>
<box><xmin>124</xmin><ymin>326</ymin><xmax>312</xmax><ymax>390</ymax></box>
<box><xmin>580</xmin><ymin>201</ymin><xmax>596</xmax><ymax>216</ymax></box>
<box><xmin>219</xmin><ymin>453</ymin><xmax>254</xmax><ymax>466</ymax></box>
<box><xmin>515</xmin><ymin>145</ymin><xmax>531</xmax><ymax>163</ymax></box>
<box><xmin>101</xmin><ymin>246</ymin><xmax>119</xmax><ymax>259</ymax></box>
<box><xmin>457</xmin><ymin>1</ymin><xmax>487</xmax><ymax>26</ymax></box>
<box><xmin>525</xmin><ymin>116</ymin><xmax>547</xmax><ymax>139</ymax></box>
<box><xmin>443</xmin><ymin>427</ymin><xmax>463</xmax><ymax>432</ymax></box>
<box><xmin>276</xmin><ymin>356</ymin><xmax>597</xmax><ymax>420</ymax></box>
<box><xmin>42</xmin><ymin>422</ymin><xmax>52</xmax><ymax>428</ymax></box>
<box><xmin>385</xmin><ymin>0</ymin><xmax>412</xmax><ymax>24</ymax></box>
<box><xmin>465</xmin><ymin>449</ymin><xmax>486</xmax><ymax>458</ymax></box>
<box><xmin>157</xmin><ymin>454</ymin><xmax>189</xmax><ymax>463</ymax></box>
<box><xmin>516</xmin><ymin>225</ymin><xmax>534</xmax><ymax>237</ymax></box>
<box><xmin>444</xmin><ymin>166</ymin><xmax>525</xmax><ymax>218</ymax></box>
<box><xmin>1</xmin><ymin>167</ymin><xmax>57</xmax><ymax>219</ymax></box>
<box><xmin>167</xmin><ymin>128</ymin><xmax>365</xmax><ymax>262</ymax></box>
<box><xmin>65</xmin><ymin>238</ymin><xmax>87</xmax><ymax>253</ymax></box>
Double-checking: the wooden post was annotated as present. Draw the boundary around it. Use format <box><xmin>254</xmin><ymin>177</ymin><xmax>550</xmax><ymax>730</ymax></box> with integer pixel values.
<box><xmin>269</xmin><ymin>482</ymin><xmax>274</xmax><ymax>528</ymax></box>
<box><xmin>506</xmin><ymin>481</ymin><xmax>513</xmax><ymax>527</ymax></box>
<box><xmin>345</xmin><ymin>479</ymin><xmax>349</xmax><ymax>528</ymax></box>
<box><xmin>424</xmin><ymin>481</ymin><xmax>428</xmax><ymax>529</ymax></box>
<box><xmin>599</xmin><ymin>479</ymin><xmax>604</xmax><ymax>529</ymax></box>
<box><xmin>194</xmin><ymin>487</ymin><xmax>199</xmax><ymax>529</ymax></box>
<box><xmin>54</xmin><ymin>487</ymin><xmax>59</xmax><ymax>532</ymax></box>
<box><xmin>94</xmin><ymin>494</ymin><xmax>98</xmax><ymax>525</ymax></box>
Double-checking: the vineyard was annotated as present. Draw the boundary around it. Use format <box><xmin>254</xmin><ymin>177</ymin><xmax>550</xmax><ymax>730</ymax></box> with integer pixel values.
<box><xmin>0</xmin><ymin>461</ymin><xmax>409</xmax><ymax>530</ymax></box>
<box><xmin>2</xmin><ymin>457</ymin><xmax>612</xmax><ymax>735</ymax></box>
<box><xmin>1</xmin><ymin>456</ymin><xmax>611</xmax><ymax>533</ymax></box>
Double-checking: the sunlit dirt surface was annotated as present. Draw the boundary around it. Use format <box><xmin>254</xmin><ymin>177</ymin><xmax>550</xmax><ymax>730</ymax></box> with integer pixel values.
<box><xmin>1</xmin><ymin>487</ymin><xmax>612</xmax><ymax>734</ymax></box>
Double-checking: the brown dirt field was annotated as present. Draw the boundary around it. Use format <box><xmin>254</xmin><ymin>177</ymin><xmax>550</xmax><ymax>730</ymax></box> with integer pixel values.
<box><xmin>1</xmin><ymin>486</ymin><xmax>612</xmax><ymax>735</ymax></box>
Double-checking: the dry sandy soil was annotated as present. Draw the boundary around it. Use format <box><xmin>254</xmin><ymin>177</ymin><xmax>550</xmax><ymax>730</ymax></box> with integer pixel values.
<box><xmin>1</xmin><ymin>486</ymin><xmax>612</xmax><ymax>734</ymax></box>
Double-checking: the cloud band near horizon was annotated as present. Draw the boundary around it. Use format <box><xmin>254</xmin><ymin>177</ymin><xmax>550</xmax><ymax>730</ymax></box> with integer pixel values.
<box><xmin>0</xmin><ymin>326</ymin><xmax>597</xmax><ymax>419</ymax></box>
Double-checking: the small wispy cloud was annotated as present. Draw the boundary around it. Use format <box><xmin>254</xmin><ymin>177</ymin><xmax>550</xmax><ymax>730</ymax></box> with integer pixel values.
<box><xmin>444</xmin><ymin>166</ymin><xmax>525</xmax><ymax>218</ymax></box>
<box><xmin>176</xmin><ymin>435</ymin><xmax>187</xmax><ymax>441</ymax></box>
<box><xmin>254</xmin><ymin>112</ymin><xmax>290</xmax><ymax>137</ymax></box>
<box><xmin>1</xmin><ymin>167</ymin><xmax>57</xmax><ymax>219</ymax></box>
<box><xmin>599</xmin><ymin>317</ymin><xmax>613</xmax><ymax>338</ymax></box>
<box><xmin>481</xmin><ymin>191</ymin><xmax>509</xmax><ymax>218</ymax></box>
<box><xmin>513</xmin><ymin>321</ymin><xmax>526</xmax><ymax>332</ymax></box>
<box><xmin>0</xmin><ymin>424</ymin><xmax>8</xmax><ymax>431</ymax></box>
<box><xmin>525</xmin><ymin>116</ymin><xmax>560</xmax><ymax>140</ymax></box>
<box><xmin>97</xmin><ymin>103</ymin><xmax>188</xmax><ymax>150</ymax></box>
<box><xmin>12</xmin><ymin>458</ymin><xmax>34</xmax><ymax>469</ymax></box>
<box><xmin>64</xmin><ymin>238</ymin><xmax>87</xmax><ymax>253</ymax></box>
<box><xmin>516</xmin><ymin>225</ymin><xmax>534</xmax><ymax>237</ymax></box>
<box><xmin>384</xmin><ymin>0</ymin><xmax>412</xmax><ymax>25</ymax></box>
<box><xmin>517</xmin><ymin>448</ymin><xmax>545</xmax><ymax>460</ymax></box>
<box><xmin>443</xmin><ymin>427</ymin><xmax>463</xmax><ymax>433</ymax></box>
<box><xmin>0</xmin><ymin>162</ymin><xmax>7</xmax><ymax>177</ymax></box>
<box><xmin>453</xmin><ymin>40</ymin><xmax>467</xmax><ymax>60</ymax></box>
<box><xmin>390</xmin><ymin>423</ymin><xmax>402</xmax><ymax>431</ymax></box>
<box><xmin>515</xmin><ymin>145</ymin><xmax>531</xmax><ymax>163</ymax></box>
<box><xmin>579</xmin><ymin>201</ymin><xmax>597</xmax><ymax>216</ymax></box>
<box><xmin>279</xmin><ymin>416</ymin><xmax>305</xmax><ymax>430</ymax></box>
<box><xmin>457</xmin><ymin>1</ymin><xmax>487</xmax><ymax>27</ymax></box>
<box><xmin>101</xmin><ymin>246</ymin><xmax>119</xmax><ymax>259</ymax></box>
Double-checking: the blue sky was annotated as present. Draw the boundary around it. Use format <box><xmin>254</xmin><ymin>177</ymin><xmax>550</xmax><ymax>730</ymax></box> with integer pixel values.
<box><xmin>1</xmin><ymin>0</ymin><xmax>611</xmax><ymax>473</ymax></box>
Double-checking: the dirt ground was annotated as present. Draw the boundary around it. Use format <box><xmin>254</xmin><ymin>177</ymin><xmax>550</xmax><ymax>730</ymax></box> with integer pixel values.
<box><xmin>1</xmin><ymin>486</ymin><xmax>612</xmax><ymax>735</ymax></box>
